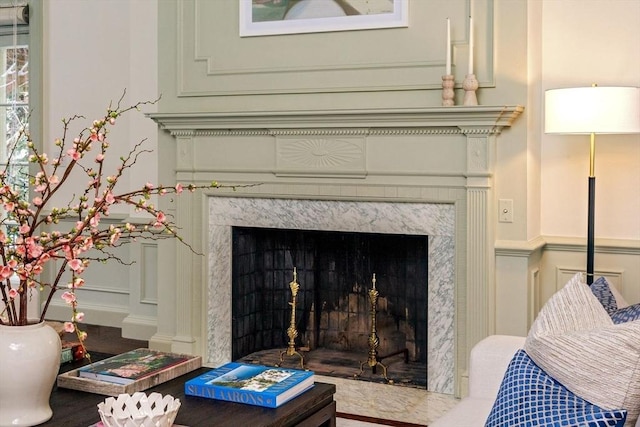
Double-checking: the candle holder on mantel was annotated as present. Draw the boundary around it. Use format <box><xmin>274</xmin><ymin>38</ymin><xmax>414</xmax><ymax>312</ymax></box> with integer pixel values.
<box><xmin>463</xmin><ymin>73</ymin><xmax>479</xmax><ymax>106</ymax></box>
<box><xmin>441</xmin><ymin>75</ymin><xmax>455</xmax><ymax>106</ymax></box>
<box><xmin>277</xmin><ymin>267</ymin><xmax>305</xmax><ymax>369</ymax></box>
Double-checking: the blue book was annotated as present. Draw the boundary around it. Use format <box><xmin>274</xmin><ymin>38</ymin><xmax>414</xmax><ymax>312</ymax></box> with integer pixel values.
<box><xmin>184</xmin><ymin>362</ymin><xmax>315</xmax><ymax>408</ymax></box>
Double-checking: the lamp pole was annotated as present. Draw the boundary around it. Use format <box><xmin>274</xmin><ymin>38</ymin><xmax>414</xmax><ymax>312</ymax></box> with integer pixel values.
<box><xmin>586</xmin><ymin>132</ymin><xmax>595</xmax><ymax>285</ymax></box>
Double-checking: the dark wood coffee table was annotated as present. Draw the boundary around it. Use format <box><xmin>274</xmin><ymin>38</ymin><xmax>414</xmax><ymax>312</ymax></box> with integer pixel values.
<box><xmin>45</xmin><ymin>363</ymin><xmax>336</xmax><ymax>427</ymax></box>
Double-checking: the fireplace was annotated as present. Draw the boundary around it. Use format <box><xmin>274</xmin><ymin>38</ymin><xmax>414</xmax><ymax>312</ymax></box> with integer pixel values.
<box><xmin>230</xmin><ymin>227</ymin><xmax>429</xmax><ymax>386</ymax></box>
<box><xmin>208</xmin><ymin>197</ymin><xmax>455</xmax><ymax>393</ymax></box>
<box><xmin>149</xmin><ymin>105</ymin><xmax>523</xmax><ymax>398</ymax></box>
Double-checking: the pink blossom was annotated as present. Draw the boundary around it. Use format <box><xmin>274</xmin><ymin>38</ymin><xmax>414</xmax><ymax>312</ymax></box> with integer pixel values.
<box><xmin>145</xmin><ymin>182</ymin><xmax>154</xmax><ymax>190</ymax></box>
<box><xmin>49</xmin><ymin>175</ymin><xmax>59</xmax><ymax>185</ymax></box>
<box><xmin>90</xmin><ymin>213</ymin><xmax>101</xmax><ymax>228</ymax></box>
<box><xmin>26</xmin><ymin>238</ymin><xmax>43</xmax><ymax>258</ymax></box>
<box><xmin>63</xmin><ymin>322</ymin><xmax>75</xmax><ymax>333</ymax></box>
<box><xmin>95</xmin><ymin>154</ymin><xmax>104</xmax><ymax>162</ymax></box>
<box><xmin>110</xmin><ymin>230</ymin><xmax>121</xmax><ymax>245</ymax></box>
<box><xmin>74</xmin><ymin>312</ymin><xmax>85</xmax><ymax>322</ymax></box>
<box><xmin>33</xmin><ymin>197</ymin><xmax>43</xmax><ymax>206</ymax></box>
<box><xmin>153</xmin><ymin>211</ymin><xmax>167</xmax><ymax>229</ymax></box>
<box><xmin>71</xmin><ymin>277</ymin><xmax>85</xmax><ymax>288</ymax></box>
<box><xmin>66</xmin><ymin>148</ymin><xmax>81</xmax><ymax>161</ymax></box>
<box><xmin>69</xmin><ymin>258</ymin><xmax>83</xmax><ymax>271</ymax></box>
<box><xmin>0</xmin><ymin>265</ymin><xmax>13</xmax><ymax>279</ymax></box>
<box><xmin>105</xmin><ymin>192</ymin><xmax>115</xmax><ymax>204</ymax></box>
<box><xmin>8</xmin><ymin>288</ymin><xmax>18</xmax><ymax>299</ymax></box>
<box><xmin>175</xmin><ymin>183</ymin><xmax>183</xmax><ymax>194</ymax></box>
<box><xmin>61</xmin><ymin>291</ymin><xmax>76</xmax><ymax>304</ymax></box>
<box><xmin>63</xmin><ymin>245</ymin><xmax>74</xmax><ymax>260</ymax></box>
<box><xmin>19</xmin><ymin>224</ymin><xmax>30</xmax><ymax>234</ymax></box>
<box><xmin>79</xmin><ymin>238</ymin><xmax>93</xmax><ymax>252</ymax></box>
<box><xmin>3</xmin><ymin>202</ymin><xmax>14</xmax><ymax>212</ymax></box>
<box><xmin>75</xmin><ymin>221</ymin><xmax>85</xmax><ymax>231</ymax></box>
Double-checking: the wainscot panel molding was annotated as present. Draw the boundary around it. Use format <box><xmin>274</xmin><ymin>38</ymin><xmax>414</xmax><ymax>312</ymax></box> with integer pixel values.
<box><xmin>174</xmin><ymin>0</ymin><xmax>494</xmax><ymax>98</ymax></box>
<box><xmin>497</xmin><ymin>236</ymin><xmax>639</xmax><ymax>326</ymax></box>
<box><xmin>539</xmin><ymin>236</ymin><xmax>640</xmax><ymax>309</ymax></box>
<box><xmin>42</xmin><ymin>216</ymin><xmax>159</xmax><ymax>337</ymax></box>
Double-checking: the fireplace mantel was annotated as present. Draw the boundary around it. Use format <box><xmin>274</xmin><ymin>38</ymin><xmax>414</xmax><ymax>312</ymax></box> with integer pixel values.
<box><xmin>150</xmin><ymin>105</ymin><xmax>523</xmax><ymax>133</ymax></box>
<box><xmin>149</xmin><ymin>105</ymin><xmax>524</xmax><ymax>397</ymax></box>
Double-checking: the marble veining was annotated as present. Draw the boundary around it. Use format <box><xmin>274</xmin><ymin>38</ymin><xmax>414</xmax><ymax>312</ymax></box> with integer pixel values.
<box><xmin>207</xmin><ymin>197</ymin><xmax>456</xmax><ymax>394</ymax></box>
<box><xmin>318</xmin><ymin>374</ymin><xmax>458</xmax><ymax>425</ymax></box>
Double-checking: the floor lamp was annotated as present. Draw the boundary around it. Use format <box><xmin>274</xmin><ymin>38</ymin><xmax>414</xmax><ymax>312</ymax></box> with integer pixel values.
<box><xmin>545</xmin><ymin>86</ymin><xmax>640</xmax><ymax>285</ymax></box>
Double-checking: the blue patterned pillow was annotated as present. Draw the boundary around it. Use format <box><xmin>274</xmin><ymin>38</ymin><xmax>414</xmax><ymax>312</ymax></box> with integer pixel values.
<box><xmin>611</xmin><ymin>303</ymin><xmax>640</xmax><ymax>324</ymax></box>
<box><xmin>590</xmin><ymin>276</ymin><xmax>618</xmax><ymax>314</ymax></box>
<box><xmin>485</xmin><ymin>350</ymin><xmax>627</xmax><ymax>427</ymax></box>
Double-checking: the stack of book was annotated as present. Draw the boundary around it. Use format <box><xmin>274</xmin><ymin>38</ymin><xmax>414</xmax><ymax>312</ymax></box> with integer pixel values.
<box><xmin>57</xmin><ymin>348</ymin><xmax>202</xmax><ymax>396</ymax></box>
<box><xmin>185</xmin><ymin>362</ymin><xmax>315</xmax><ymax>408</ymax></box>
<box><xmin>76</xmin><ymin>348</ymin><xmax>195</xmax><ymax>385</ymax></box>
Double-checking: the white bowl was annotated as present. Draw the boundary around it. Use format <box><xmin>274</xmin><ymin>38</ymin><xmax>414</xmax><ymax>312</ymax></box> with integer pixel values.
<box><xmin>97</xmin><ymin>392</ymin><xmax>181</xmax><ymax>427</ymax></box>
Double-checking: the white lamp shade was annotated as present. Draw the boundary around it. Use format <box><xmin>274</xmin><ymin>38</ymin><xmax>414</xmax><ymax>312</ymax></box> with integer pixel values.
<box><xmin>545</xmin><ymin>86</ymin><xmax>640</xmax><ymax>134</ymax></box>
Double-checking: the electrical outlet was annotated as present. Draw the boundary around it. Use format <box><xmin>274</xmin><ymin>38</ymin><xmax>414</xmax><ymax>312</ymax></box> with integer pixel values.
<box><xmin>499</xmin><ymin>199</ymin><xmax>513</xmax><ymax>223</ymax></box>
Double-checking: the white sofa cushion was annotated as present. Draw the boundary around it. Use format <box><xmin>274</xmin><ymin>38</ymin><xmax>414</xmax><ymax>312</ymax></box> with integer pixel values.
<box><xmin>524</xmin><ymin>273</ymin><xmax>640</xmax><ymax>426</ymax></box>
<box><xmin>431</xmin><ymin>335</ymin><xmax>525</xmax><ymax>427</ymax></box>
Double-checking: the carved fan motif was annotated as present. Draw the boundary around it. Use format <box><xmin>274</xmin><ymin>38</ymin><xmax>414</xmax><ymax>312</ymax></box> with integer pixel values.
<box><xmin>279</xmin><ymin>139</ymin><xmax>362</xmax><ymax>168</ymax></box>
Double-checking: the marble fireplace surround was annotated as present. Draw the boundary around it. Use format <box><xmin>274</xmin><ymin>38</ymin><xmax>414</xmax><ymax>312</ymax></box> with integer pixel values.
<box><xmin>149</xmin><ymin>105</ymin><xmax>523</xmax><ymax>397</ymax></box>
<box><xmin>209</xmin><ymin>197</ymin><xmax>454</xmax><ymax>393</ymax></box>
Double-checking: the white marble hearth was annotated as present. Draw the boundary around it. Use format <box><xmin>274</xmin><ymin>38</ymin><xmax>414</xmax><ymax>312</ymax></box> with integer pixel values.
<box><xmin>207</xmin><ymin>197</ymin><xmax>455</xmax><ymax>394</ymax></box>
<box><xmin>324</xmin><ymin>375</ymin><xmax>458</xmax><ymax>425</ymax></box>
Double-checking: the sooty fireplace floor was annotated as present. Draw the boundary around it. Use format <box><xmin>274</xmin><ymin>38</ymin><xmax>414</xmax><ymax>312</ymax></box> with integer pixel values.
<box><xmin>237</xmin><ymin>347</ymin><xmax>427</xmax><ymax>389</ymax></box>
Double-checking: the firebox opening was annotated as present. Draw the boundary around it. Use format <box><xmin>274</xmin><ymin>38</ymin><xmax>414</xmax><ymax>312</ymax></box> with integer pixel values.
<box><xmin>231</xmin><ymin>226</ymin><xmax>428</xmax><ymax>387</ymax></box>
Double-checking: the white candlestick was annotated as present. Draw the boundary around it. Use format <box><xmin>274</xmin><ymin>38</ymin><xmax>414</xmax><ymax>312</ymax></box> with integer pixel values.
<box><xmin>446</xmin><ymin>18</ymin><xmax>451</xmax><ymax>75</ymax></box>
<box><xmin>468</xmin><ymin>16</ymin><xmax>474</xmax><ymax>75</ymax></box>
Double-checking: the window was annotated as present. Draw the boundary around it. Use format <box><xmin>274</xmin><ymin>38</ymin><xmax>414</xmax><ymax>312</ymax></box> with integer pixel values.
<box><xmin>0</xmin><ymin>3</ymin><xmax>29</xmax><ymax>242</ymax></box>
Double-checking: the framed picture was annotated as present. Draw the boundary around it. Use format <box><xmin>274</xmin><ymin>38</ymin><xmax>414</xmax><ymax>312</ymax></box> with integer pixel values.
<box><xmin>239</xmin><ymin>0</ymin><xmax>409</xmax><ymax>37</ymax></box>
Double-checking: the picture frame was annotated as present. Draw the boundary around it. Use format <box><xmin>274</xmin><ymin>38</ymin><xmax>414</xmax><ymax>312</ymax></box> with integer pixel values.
<box><xmin>239</xmin><ymin>0</ymin><xmax>409</xmax><ymax>37</ymax></box>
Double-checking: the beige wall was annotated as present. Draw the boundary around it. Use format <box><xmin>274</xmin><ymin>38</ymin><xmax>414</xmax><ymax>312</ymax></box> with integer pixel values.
<box><xmin>36</xmin><ymin>0</ymin><xmax>639</xmax><ymax>354</ymax></box>
<box><xmin>536</xmin><ymin>0</ymin><xmax>640</xmax><ymax>311</ymax></box>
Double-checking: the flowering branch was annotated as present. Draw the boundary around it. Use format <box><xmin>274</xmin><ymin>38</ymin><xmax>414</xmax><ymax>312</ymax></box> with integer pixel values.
<box><xmin>0</xmin><ymin>92</ymin><xmax>256</xmax><ymax>354</ymax></box>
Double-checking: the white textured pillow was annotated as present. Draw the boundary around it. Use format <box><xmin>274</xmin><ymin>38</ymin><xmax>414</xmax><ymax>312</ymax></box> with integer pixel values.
<box><xmin>524</xmin><ymin>272</ymin><xmax>640</xmax><ymax>426</ymax></box>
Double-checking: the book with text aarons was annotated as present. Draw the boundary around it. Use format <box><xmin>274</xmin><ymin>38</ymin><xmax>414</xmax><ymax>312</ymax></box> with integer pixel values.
<box><xmin>184</xmin><ymin>362</ymin><xmax>314</xmax><ymax>408</ymax></box>
<box><xmin>77</xmin><ymin>348</ymin><xmax>196</xmax><ymax>385</ymax></box>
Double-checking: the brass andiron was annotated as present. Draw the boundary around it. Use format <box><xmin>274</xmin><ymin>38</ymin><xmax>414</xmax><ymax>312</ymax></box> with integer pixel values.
<box><xmin>356</xmin><ymin>273</ymin><xmax>392</xmax><ymax>383</ymax></box>
<box><xmin>278</xmin><ymin>267</ymin><xmax>305</xmax><ymax>369</ymax></box>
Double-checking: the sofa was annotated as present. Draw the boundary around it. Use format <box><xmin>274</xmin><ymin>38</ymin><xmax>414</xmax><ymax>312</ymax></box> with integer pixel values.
<box><xmin>431</xmin><ymin>335</ymin><xmax>524</xmax><ymax>427</ymax></box>
<box><xmin>432</xmin><ymin>273</ymin><xmax>640</xmax><ymax>427</ymax></box>
<box><xmin>432</xmin><ymin>335</ymin><xmax>640</xmax><ymax>427</ymax></box>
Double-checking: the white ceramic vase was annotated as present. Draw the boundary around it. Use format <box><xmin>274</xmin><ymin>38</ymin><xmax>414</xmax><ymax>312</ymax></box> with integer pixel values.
<box><xmin>0</xmin><ymin>321</ymin><xmax>61</xmax><ymax>427</ymax></box>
